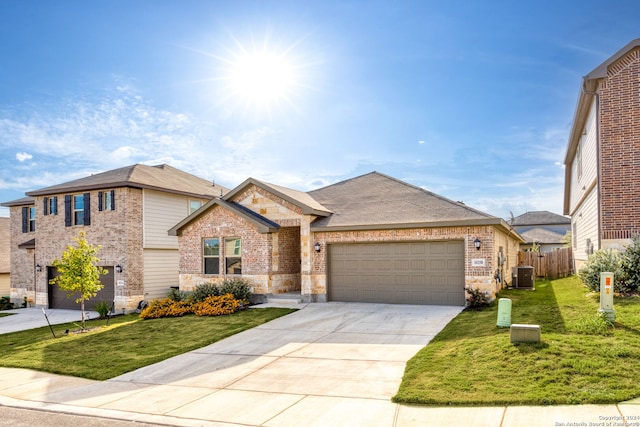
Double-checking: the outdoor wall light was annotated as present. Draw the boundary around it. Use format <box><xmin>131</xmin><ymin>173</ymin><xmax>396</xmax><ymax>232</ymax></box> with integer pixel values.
<box><xmin>35</xmin><ymin>264</ymin><xmax>42</xmax><ymax>272</ymax></box>
<box><xmin>115</xmin><ymin>264</ymin><xmax>123</xmax><ymax>273</ymax></box>
<box><xmin>314</xmin><ymin>242</ymin><xmax>321</xmax><ymax>253</ymax></box>
<box><xmin>474</xmin><ymin>238</ymin><xmax>482</xmax><ymax>251</ymax></box>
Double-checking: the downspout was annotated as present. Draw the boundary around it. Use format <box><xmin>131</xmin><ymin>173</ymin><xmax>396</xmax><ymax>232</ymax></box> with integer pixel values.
<box><xmin>582</xmin><ymin>79</ymin><xmax>601</xmax><ymax>250</ymax></box>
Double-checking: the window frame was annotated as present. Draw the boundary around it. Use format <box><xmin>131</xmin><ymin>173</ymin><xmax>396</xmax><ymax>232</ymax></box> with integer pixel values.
<box><xmin>189</xmin><ymin>199</ymin><xmax>202</xmax><ymax>214</ymax></box>
<box><xmin>28</xmin><ymin>207</ymin><xmax>36</xmax><ymax>232</ymax></box>
<box><xmin>224</xmin><ymin>237</ymin><xmax>242</xmax><ymax>275</ymax></box>
<box><xmin>73</xmin><ymin>194</ymin><xmax>85</xmax><ymax>225</ymax></box>
<box><xmin>203</xmin><ymin>238</ymin><xmax>220</xmax><ymax>275</ymax></box>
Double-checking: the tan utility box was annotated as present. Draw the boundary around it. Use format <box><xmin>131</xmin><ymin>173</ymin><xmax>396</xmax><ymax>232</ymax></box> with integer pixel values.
<box><xmin>510</xmin><ymin>324</ymin><xmax>541</xmax><ymax>343</ymax></box>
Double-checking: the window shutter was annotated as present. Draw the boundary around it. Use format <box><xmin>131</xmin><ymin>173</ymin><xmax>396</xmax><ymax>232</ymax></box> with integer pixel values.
<box><xmin>83</xmin><ymin>193</ymin><xmax>91</xmax><ymax>225</ymax></box>
<box><xmin>52</xmin><ymin>196</ymin><xmax>58</xmax><ymax>215</ymax></box>
<box><xmin>98</xmin><ymin>192</ymin><xmax>103</xmax><ymax>212</ymax></box>
<box><xmin>64</xmin><ymin>195</ymin><xmax>72</xmax><ymax>227</ymax></box>
<box><xmin>43</xmin><ymin>197</ymin><xmax>49</xmax><ymax>216</ymax></box>
<box><xmin>110</xmin><ymin>190</ymin><xmax>115</xmax><ymax>210</ymax></box>
<box><xmin>22</xmin><ymin>207</ymin><xmax>28</xmax><ymax>233</ymax></box>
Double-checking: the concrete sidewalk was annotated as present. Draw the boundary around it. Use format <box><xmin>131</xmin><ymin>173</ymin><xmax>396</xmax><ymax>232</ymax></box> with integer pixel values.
<box><xmin>0</xmin><ymin>307</ymin><xmax>99</xmax><ymax>334</ymax></box>
<box><xmin>0</xmin><ymin>302</ymin><xmax>639</xmax><ymax>426</ymax></box>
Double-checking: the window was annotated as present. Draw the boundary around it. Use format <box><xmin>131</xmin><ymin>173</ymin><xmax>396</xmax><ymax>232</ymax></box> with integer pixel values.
<box><xmin>225</xmin><ymin>238</ymin><xmax>242</xmax><ymax>274</ymax></box>
<box><xmin>22</xmin><ymin>206</ymin><xmax>36</xmax><ymax>233</ymax></box>
<box><xmin>43</xmin><ymin>196</ymin><xmax>58</xmax><ymax>216</ymax></box>
<box><xmin>98</xmin><ymin>190</ymin><xmax>115</xmax><ymax>211</ymax></box>
<box><xmin>190</xmin><ymin>200</ymin><xmax>202</xmax><ymax>214</ymax></box>
<box><xmin>203</xmin><ymin>238</ymin><xmax>220</xmax><ymax>274</ymax></box>
<box><xmin>74</xmin><ymin>195</ymin><xmax>84</xmax><ymax>225</ymax></box>
<box><xmin>64</xmin><ymin>193</ymin><xmax>91</xmax><ymax>226</ymax></box>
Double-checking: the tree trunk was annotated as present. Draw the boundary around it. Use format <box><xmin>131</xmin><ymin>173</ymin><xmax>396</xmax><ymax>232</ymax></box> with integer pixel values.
<box><xmin>80</xmin><ymin>298</ymin><xmax>85</xmax><ymax>329</ymax></box>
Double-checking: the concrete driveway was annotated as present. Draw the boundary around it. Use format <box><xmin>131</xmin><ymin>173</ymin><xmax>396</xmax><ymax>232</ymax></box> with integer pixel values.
<box><xmin>0</xmin><ymin>308</ymin><xmax>99</xmax><ymax>334</ymax></box>
<box><xmin>0</xmin><ymin>302</ymin><xmax>463</xmax><ymax>426</ymax></box>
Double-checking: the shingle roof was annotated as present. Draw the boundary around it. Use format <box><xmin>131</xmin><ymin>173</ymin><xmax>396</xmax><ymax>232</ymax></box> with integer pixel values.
<box><xmin>309</xmin><ymin>171</ymin><xmax>499</xmax><ymax>230</ymax></box>
<box><xmin>509</xmin><ymin>211</ymin><xmax>570</xmax><ymax>226</ymax></box>
<box><xmin>0</xmin><ymin>217</ymin><xmax>10</xmax><ymax>273</ymax></box>
<box><xmin>0</xmin><ymin>196</ymin><xmax>35</xmax><ymax>207</ymax></box>
<box><xmin>224</xmin><ymin>177</ymin><xmax>331</xmax><ymax>216</ymax></box>
<box><xmin>25</xmin><ymin>164</ymin><xmax>227</xmax><ymax>199</ymax></box>
<box><xmin>519</xmin><ymin>227</ymin><xmax>567</xmax><ymax>245</ymax></box>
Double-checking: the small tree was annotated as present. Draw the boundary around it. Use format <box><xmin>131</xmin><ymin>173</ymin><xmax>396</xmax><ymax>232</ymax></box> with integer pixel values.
<box><xmin>50</xmin><ymin>231</ymin><xmax>107</xmax><ymax>329</ymax></box>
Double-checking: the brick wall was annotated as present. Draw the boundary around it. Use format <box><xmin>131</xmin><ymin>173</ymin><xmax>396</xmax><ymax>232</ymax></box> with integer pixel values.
<box><xmin>9</xmin><ymin>188</ymin><xmax>144</xmax><ymax>310</ymax></box>
<box><xmin>7</xmin><ymin>205</ymin><xmax>35</xmax><ymax>304</ymax></box>
<box><xmin>599</xmin><ymin>47</ymin><xmax>640</xmax><ymax>240</ymax></box>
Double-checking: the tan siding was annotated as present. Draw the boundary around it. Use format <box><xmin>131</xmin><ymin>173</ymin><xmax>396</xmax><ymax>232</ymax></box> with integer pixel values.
<box><xmin>569</xmin><ymin>98</ymin><xmax>598</xmax><ymax>215</ymax></box>
<box><xmin>572</xmin><ymin>187</ymin><xmax>599</xmax><ymax>269</ymax></box>
<box><xmin>143</xmin><ymin>189</ymin><xmax>207</xmax><ymax>249</ymax></box>
<box><xmin>143</xmin><ymin>249</ymin><xmax>179</xmax><ymax>300</ymax></box>
<box><xmin>0</xmin><ymin>273</ymin><xmax>9</xmax><ymax>297</ymax></box>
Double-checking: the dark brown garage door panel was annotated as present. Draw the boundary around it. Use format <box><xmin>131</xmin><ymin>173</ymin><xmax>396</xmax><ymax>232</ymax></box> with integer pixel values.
<box><xmin>48</xmin><ymin>266</ymin><xmax>115</xmax><ymax>310</ymax></box>
<box><xmin>329</xmin><ymin>241</ymin><xmax>465</xmax><ymax>305</ymax></box>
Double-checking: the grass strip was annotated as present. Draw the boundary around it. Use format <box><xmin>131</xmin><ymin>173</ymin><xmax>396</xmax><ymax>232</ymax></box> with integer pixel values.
<box><xmin>393</xmin><ymin>276</ymin><xmax>640</xmax><ymax>405</ymax></box>
<box><xmin>0</xmin><ymin>308</ymin><xmax>295</xmax><ymax>380</ymax></box>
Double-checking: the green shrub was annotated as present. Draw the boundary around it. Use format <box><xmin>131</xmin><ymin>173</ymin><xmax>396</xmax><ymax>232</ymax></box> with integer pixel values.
<box><xmin>193</xmin><ymin>294</ymin><xmax>239</xmax><ymax>316</ymax></box>
<box><xmin>578</xmin><ymin>249</ymin><xmax>626</xmax><ymax>292</ymax></box>
<box><xmin>167</xmin><ymin>287</ymin><xmax>192</xmax><ymax>302</ymax></box>
<box><xmin>621</xmin><ymin>235</ymin><xmax>640</xmax><ymax>293</ymax></box>
<box><xmin>93</xmin><ymin>301</ymin><xmax>111</xmax><ymax>319</ymax></box>
<box><xmin>218</xmin><ymin>278</ymin><xmax>252</xmax><ymax>303</ymax></box>
<box><xmin>192</xmin><ymin>283</ymin><xmax>221</xmax><ymax>302</ymax></box>
<box><xmin>465</xmin><ymin>287</ymin><xmax>490</xmax><ymax>311</ymax></box>
<box><xmin>0</xmin><ymin>296</ymin><xmax>14</xmax><ymax>311</ymax></box>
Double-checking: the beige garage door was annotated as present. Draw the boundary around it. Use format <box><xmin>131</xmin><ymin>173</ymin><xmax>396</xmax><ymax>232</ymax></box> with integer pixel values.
<box><xmin>328</xmin><ymin>241</ymin><xmax>465</xmax><ymax>305</ymax></box>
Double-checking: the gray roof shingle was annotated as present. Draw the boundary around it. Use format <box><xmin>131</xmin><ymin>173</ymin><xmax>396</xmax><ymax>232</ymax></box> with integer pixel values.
<box><xmin>509</xmin><ymin>211</ymin><xmax>570</xmax><ymax>226</ymax></box>
<box><xmin>309</xmin><ymin>171</ymin><xmax>496</xmax><ymax>229</ymax></box>
<box><xmin>25</xmin><ymin>164</ymin><xmax>227</xmax><ymax>199</ymax></box>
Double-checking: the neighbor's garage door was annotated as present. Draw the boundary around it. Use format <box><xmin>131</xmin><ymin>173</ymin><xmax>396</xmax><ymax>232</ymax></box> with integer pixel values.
<box><xmin>48</xmin><ymin>266</ymin><xmax>115</xmax><ymax>310</ymax></box>
<box><xmin>328</xmin><ymin>241</ymin><xmax>465</xmax><ymax>305</ymax></box>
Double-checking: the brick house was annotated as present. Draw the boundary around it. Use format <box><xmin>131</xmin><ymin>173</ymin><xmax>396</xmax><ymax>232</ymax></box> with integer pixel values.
<box><xmin>1</xmin><ymin>164</ymin><xmax>227</xmax><ymax>311</ymax></box>
<box><xmin>508</xmin><ymin>211</ymin><xmax>570</xmax><ymax>253</ymax></box>
<box><xmin>170</xmin><ymin>172</ymin><xmax>523</xmax><ymax>306</ymax></box>
<box><xmin>0</xmin><ymin>217</ymin><xmax>9</xmax><ymax>297</ymax></box>
<box><xmin>563</xmin><ymin>38</ymin><xmax>640</xmax><ymax>270</ymax></box>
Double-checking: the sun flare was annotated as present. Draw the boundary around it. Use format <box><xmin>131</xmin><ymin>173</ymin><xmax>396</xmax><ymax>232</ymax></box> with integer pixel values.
<box><xmin>229</xmin><ymin>52</ymin><xmax>295</xmax><ymax>106</ymax></box>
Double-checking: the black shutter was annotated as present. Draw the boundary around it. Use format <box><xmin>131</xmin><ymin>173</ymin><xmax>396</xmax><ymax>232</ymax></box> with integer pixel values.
<box><xmin>43</xmin><ymin>197</ymin><xmax>49</xmax><ymax>216</ymax></box>
<box><xmin>53</xmin><ymin>196</ymin><xmax>58</xmax><ymax>215</ymax></box>
<box><xmin>110</xmin><ymin>190</ymin><xmax>115</xmax><ymax>210</ymax></box>
<box><xmin>98</xmin><ymin>192</ymin><xmax>103</xmax><ymax>212</ymax></box>
<box><xmin>21</xmin><ymin>207</ymin><xmax>28</xmax><ymax>233</ymax></box>
<box><xmin>83</xmin><ymin>193</ymin><xmax>91</xmax><ymax>225</ymax></box>
<box><xmin>64</xmin><ymin>195</ymin><xmax>72</xmax><ymax>227</ymax></box>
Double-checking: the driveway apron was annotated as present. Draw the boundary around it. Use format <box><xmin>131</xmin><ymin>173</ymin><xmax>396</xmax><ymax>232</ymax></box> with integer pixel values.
<box><xmin>0</xmin><ymin>302</ymin><xmax>463</xmax><ymax>426</ymax></box>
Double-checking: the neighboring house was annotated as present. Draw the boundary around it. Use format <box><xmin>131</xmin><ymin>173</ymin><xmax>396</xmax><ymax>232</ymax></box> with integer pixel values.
<box><xmin>170</xmin><ymin>172</ymin><xmax>524</xmax><ymax>306</ymax></box>
<box><xmin>509</xmin><ymin>211</ymin><xmax>570</xmax><ymax>253</ymax></box>
<box><xmin>0</xmin><ymin>217</ymin><xmax>10</xmax><ymax>297</ymax></box>
<box><xmin>1</xmin><ymin>164</ymin><xmax>227</xmax><ymax>311</ymax></box>
<box><xmin>563</xmin><ymin>38</ymin><xmax>640</xmax><ymax>270</ymax></box>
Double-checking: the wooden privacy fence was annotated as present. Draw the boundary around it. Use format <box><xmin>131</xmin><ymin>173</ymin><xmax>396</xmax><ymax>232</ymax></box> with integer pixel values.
<box><xmin>518</xmin><ymin>247</ymin><xmax>574</xmax><ymax>280</ymax></box>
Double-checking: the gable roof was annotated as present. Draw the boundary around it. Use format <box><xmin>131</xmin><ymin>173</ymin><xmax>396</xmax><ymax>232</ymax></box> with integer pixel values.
<box><xmin>223</xmin><ymin>177</ymin><xmax>332</xmax><ymax>217</ymax></box>
<box><xmin>563</xmin><ymin>39</ymin><xmax>640</xmax><ymax>215</ymax></box>
<box><xmin>24</xmin><ymin>164</ymin><xmax>227</xmax><ymax>199</ymax></box>
<box><xmin>309</xmin><ymin>172</ymin><xmax>515</xmax><ymax>233</ymax></box>
<box><xmin>509</xmin><ymin>211</ymin><xmax>570</xmax><ymax>227</ymax></box>
<box><xmin>519</xmin><ymin>227</ymin><xmax>567</xmax><ymax>245</ymax></box>
<box><xmin>168</xmin><ymin>198</ymin><xmax>280</xmax><ymax>236</ymax></box>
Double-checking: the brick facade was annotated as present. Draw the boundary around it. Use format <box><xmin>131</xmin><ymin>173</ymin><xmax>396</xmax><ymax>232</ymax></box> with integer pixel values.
<box><xmin>8</xmin><ymin>188</ymin><xmax>145</xmax><ymax>310</ymax></box>
<box><xmin>599</xmin><ymin>47</ymin><xmax>640</xmax><ymax>241</ymax></box>
<box><xmin>177</xmin><ymin>184</ymin><xmax>521</xmax><ymax>304</ymax></box>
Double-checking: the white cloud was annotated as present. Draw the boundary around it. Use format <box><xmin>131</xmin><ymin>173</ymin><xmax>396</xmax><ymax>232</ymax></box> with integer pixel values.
<box><xmin>15</xmin><ymin>152</ymin><xmax>32</xmax><ymax>162</ymax></box>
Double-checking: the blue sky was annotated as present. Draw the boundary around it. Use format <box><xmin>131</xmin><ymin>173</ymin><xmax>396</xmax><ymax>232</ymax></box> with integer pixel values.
<box><xmin>0</xmin><ymin>1</ymin><xmax>637</xmax><ymax>219</ymax></box>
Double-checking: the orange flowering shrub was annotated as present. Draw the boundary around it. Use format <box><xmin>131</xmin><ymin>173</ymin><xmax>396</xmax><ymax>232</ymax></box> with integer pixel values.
<box><xmin>139</xmin><ymin>298</ymin><xmax>193</xmax><ymax>319</ymax></box>
<box><xmin>193</xmin><ymin>293</ymin><xmax>239</xmax><ymax>317</ymax></box>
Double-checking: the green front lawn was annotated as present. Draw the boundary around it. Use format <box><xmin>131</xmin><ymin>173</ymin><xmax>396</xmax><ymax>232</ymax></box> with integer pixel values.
<box><xmin>394</xmin><ymin>276</ymin><xmax>640</xmax><ymax>406</ymax></box>
<box><xmin>0</xmin><ymin>308</ymin><xmax>295</xmax><ymax>380</ymax></box>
